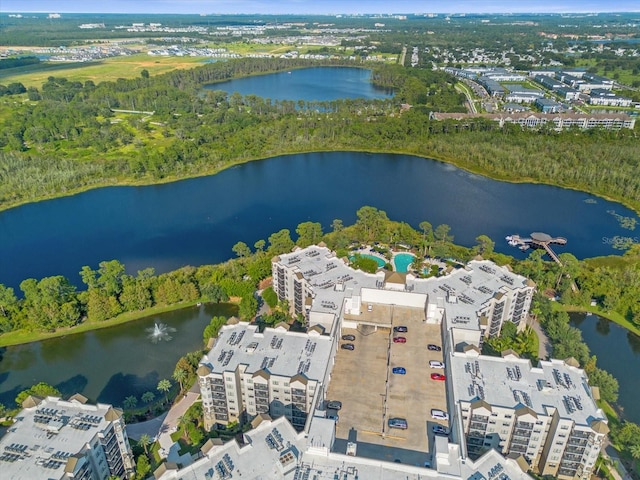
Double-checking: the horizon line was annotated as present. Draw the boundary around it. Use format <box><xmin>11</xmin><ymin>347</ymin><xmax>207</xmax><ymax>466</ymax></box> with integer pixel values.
<box><xmin>3</xmin><ymin>10</ymin><xmax>640</xmax><ymax>15</ymax></box>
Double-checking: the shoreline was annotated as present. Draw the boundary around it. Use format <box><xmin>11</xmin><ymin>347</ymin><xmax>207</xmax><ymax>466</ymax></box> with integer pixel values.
<box><xmin>554</xmin><ymin>302</ymin><xmax>640</xmax><ymax>337</ymax></box>
<box><xmin>0</xmin><ymin>300</ymin><xmax>217</xmax><ymax>348</ymax></box>
<box><xmin>1</xmin><ymin>147</ymin><xmax>639</xmax><ymax>217</ymax></box>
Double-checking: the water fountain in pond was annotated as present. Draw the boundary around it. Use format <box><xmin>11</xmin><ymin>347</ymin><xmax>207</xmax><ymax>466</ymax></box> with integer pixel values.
<box><xmin>146</xmin><ymin>322</ymin><xmax>176</xmax><ymax>343</ymax></box>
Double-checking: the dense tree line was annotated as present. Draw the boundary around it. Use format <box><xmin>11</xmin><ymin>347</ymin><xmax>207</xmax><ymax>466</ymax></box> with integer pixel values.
<box><xmin>0</xmin><ymin>56</ymin><xmax>40</xmax><ymax>69</ymax></box>
<box><xmin>1</xmin><ymin>56</ymin><xmax>638</xmax><ymax>216</ymax></box>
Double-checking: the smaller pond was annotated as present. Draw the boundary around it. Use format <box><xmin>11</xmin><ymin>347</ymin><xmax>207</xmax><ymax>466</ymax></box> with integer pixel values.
<box><xmin>0</xmin><ymin>303</ymin><xmax>237</xmax><ymax>408</ymax></box>
<box><xmin>394</xmin><ymin>253</ymin><xmax>415</xmax><ymax>273</ymax></box>
<box><xmin>569</xmin><ymin>313</ymin><xmax>640</xmax><ymax>424</ymax></box>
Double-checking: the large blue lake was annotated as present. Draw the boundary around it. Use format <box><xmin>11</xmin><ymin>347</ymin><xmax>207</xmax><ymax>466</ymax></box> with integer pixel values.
<box><xmin>1</xmin><ymin>66</ymin><xmax>639</xmax><ymax>418</ymax></box>
<box><xmin>204</xmin><ymin>66</ymin><xmax>393</xmax><ymax>102</ymax></box>
<box><xmin>0</xmin><ymin>152</ymin><xmax>637</xmax><ymax>292</ymax></box>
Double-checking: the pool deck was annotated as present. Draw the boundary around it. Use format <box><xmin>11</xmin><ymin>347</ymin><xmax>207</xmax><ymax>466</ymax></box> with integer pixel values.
<box><xmin>354</xmin><ymin>246</ymin><xmax>421</xmax><ymax>273</ymax></box>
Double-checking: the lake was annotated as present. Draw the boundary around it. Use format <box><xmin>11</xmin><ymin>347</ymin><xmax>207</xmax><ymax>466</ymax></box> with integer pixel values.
<box><xmin>0</xmin><ymin>303</ymin><xmax>236</xmax><ymax>408</ymax></box>
<box><xmin>570</xmin><ymin>313</ymin><xmax>640</xmax><ymax>423</ymax></box>
<box><xmin>204</xmin><ymin>66</ymin><xmax>393</xmax><ymax>102</ymax></box>
<box><xmin>0</xmin><ymin>152</ymin><xmax>637</xmax><ymax>292</ymax></box>
<box><xmin>1</xmin><ymin>65</ymin><xmax>639</xmax><ymax>415</ymax></box>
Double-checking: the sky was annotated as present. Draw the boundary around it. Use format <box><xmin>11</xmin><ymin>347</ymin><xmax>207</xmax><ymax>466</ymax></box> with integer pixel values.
<box><xmin>2</xmin><ymin>1</ymin><xmax>639</xmax><ymax>15</ymax></box>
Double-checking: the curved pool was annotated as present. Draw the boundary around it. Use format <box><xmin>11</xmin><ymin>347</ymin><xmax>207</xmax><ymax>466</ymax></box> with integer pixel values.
<box><xmin>394</xmin><ymin>253</ymin><xmax>415</xmax><ymax>273</ymax></box>
<box><xmin>350</xmin><ymin>253</ymin><xmax>386</xmax><ymax>268</ymax></box>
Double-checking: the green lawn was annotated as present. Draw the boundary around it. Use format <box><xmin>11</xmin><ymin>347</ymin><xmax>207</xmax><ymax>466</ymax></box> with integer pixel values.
<box><xmin>0</xmin><ymin>54</ymin><xmax>206</xmax><ymax>87</ymax></box>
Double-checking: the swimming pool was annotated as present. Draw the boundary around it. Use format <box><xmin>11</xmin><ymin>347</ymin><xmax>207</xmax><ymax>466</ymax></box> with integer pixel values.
<box><xmin>350</xmin><ymin>253</ymin><xmax>386</xmax><ymax>268</ymax></box>
<box><xmin>393</xmin><ymin>253</ymin><xmax>415</xmax><ymax>273</ymax></box>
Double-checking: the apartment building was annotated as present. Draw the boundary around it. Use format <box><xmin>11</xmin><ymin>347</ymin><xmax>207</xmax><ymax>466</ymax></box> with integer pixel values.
<box><xmin>430</xmin><ymin>112</ymin><xmax>636</xmax><ymax>130</ymax></box>
<box><xmin>154</xmin><ymin>413</ymin><xmax>533</xmax><ymax>480</ymax></box>
<box><xmin>273</xmin><ymin>246</ymin><xmax>535</xmax><ymax>345</ymax></box>
<box><xmin>198</xmin><ymin>323</ymin><xmax>333</xmax><ymax>431</ymax></box>
<box><xmin>449</xmin><ymin>350</ymin><xmax>608</xmax><ymax>480</ymax></box>
<box><xmin>589</xmin><ymin>88</ymin><xmax>633</xmax><ymax>107</ymax></box>
<box><xmin>0</xmin><ymin>395</ymin><xmax>134</xmax><ymax>480</ymax></box>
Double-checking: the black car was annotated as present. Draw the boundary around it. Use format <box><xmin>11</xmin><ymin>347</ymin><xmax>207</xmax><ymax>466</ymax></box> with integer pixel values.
<box><xmin>432</xmin><ymin>425</ymin><xmax>449</xmax><ymax>436</ymax></box>
<box><xmin>428</xmin><ymin>344</ymin><xmax>442</xmax><ymax>351</ymax></box>
<box><xmin>327</xmin><ymin>400</ymin><xmax>342</xmax><ymax>410</ymax></box>
<box><xmin>341</xmin><ymin>334</ymin><xmax>356</xmax><ymax>341</ymax></box>
<box><xmin>393</xmin><ymin>326</ymin><xmax>408</xmax><ymax>333</ymax></box>
<box><xmin>341</xmin><ymin>343</ymin><xmax>355</xmax><ymax>351</ymax></box>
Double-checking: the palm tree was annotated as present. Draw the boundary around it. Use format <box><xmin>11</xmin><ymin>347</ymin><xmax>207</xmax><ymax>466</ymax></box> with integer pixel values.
<box><xmin>631</xmin><ymin>444</ymin><xmax>640</xmax><ymax>460</ymax></box>
<box><xmin>141</xmin><ymin>391</ymin><xmax>155</xmax><ymax>405</ymax></box>
<box><xmin>173</xmin><ymin>367</ymin><xmax>187</xmax><ymax>394</ymax></box>
<box><xmin>157</xmin><ymin>379</ymin><xmax>171</xmax><ymax>404</ymax></box>
<box><xmin>123</xmin><ymin>395</ymin><xmax>138</xmax><ymax>410</ymax></box>
<box><xmin>138</xmin><ymin>433</ymin><xmax>151</xmax><ymax>457</ymax></box>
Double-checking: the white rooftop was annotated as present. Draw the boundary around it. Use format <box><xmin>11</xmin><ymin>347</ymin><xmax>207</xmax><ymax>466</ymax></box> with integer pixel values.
<box><xmin>449</xmin><ymin>352</ymin><xmax>605</xmax><ymax>426</ymax></box>
<box><xmin>155</xmin><ymin>415</ymin><xmax>531</xmax><ymax>480</ymax></box>
<box><xmin>0</xmin><ymin>396</ymin><xmax>120</xmax><ymax>480</ymax></box>
<box><xmin>200</xmin><ymin>323</ymin><xmax>333</xmax><ymax>380</ymax></box>
<box><xmin>277</xmin><ymin>247</ymin><xmax>531</xmax><ymax>335</ymax></box>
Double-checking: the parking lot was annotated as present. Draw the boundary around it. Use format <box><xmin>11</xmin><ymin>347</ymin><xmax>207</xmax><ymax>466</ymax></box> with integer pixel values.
<box><xmin>326</xmin><ymin>304</ymin><xmax>449</xmax><ymax>457</ymax></box>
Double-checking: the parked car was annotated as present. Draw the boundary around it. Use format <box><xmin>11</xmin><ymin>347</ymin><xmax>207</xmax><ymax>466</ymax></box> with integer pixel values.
<box><xmin>429</xmin><ymin>360</ymin><xmax>445</xmax><ymax>369</ymax></box>
<box><xmin>367</xmin><ymin>304</ymin><xmax>373</xmax><ymax>312</ymax></box>
<box><xmin>327</xmin><ymin>400</ymin><xmax>342</xmax><ymax>411</ymax></box>
<box><xmin>431</xmin><ymin>409</ymin><xmax>449</xmax><ymax>420</ymax></box>
<box><xmin>341</xmin><ymin>334</ymin><xmax>356</xmax><ymax>341</ymax></box>
<box><xmin>432</xmin><ymin>425</ymin><xmax>449</xmax><ymax>436</ymax></box>
<box><xmin>327</xmin><ymin>410</ymin><xmax>339</xmax><ymax>422</ymax></box>
<box><xmin>394</xmin><ymin>326</ymin><xmax>408</xmax><ymax>333</ymax></box>
<box><xmin>388</xmin><ymin>418</ymin><xmax>408</xmax><ymax>430</ymax></box>
<box><xmin>427</xmin><ymin>344</ymin><xmax>441</xmax><ymax>351</ymax></box>
<box><xmin>341</xmin><ymin>343</ymin><xmax>355</xmax><ymax>351</ymax></box>
<box><xmin>393</xmin><ymin>336</ymin><xmax>407</xmax><ymax>343</ymax></box>
<box><xmin>392</xmin><ymin>367</ymin><xmax>407</xmax><ymax>375</ymax></box>
<box><xmin>431</xmin><ymin>373</ymin><xmax>446</xmax><ymax>381</ymax></box>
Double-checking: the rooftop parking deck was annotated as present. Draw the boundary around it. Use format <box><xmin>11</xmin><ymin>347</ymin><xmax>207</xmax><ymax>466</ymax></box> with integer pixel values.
<box><xmin>327</xmin><ymin>305</ymin><xmax>449</xmax><ymax>460</ymax></box>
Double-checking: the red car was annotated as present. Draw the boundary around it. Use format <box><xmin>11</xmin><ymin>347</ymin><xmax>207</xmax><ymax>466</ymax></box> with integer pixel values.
<box><xmin>431</xmin><ymin>373</ymin><xmax>446</xmax><ymax>381</ymax></box>
<box><xmin>393</xmin><ymin>337</ymin><xmax>407</xmax><ymax>343</ymax></box>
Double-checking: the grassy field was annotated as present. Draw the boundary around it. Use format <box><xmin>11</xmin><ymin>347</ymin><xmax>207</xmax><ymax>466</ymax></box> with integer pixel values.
<box><xmin>0</xmin><ymin>54</ymin><xmax>207</xmax><ymax>87</ymax></box>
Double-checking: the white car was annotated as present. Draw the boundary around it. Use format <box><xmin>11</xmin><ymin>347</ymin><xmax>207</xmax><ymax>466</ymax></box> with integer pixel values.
<box><xmin>431</xmin><ymin>409</ymin><xmax>449</xmax><ymax>420</ymax></box>
<box><xmin>429</xmin><ymin>360</ymin><xmax>445</xmax><ymax>369</ymax></box>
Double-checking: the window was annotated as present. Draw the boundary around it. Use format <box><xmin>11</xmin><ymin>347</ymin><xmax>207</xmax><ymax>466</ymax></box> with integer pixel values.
<box><xmin>273</xmin><ymin>381</ymin><xmax>279</xmax><ymax>386</ymax></box>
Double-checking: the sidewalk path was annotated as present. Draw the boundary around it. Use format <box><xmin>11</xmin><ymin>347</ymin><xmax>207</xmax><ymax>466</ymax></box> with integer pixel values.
<box><xmin>529</xmin><ymin>315</ymin><xmax>551</xmax><ymax>360</ymax></box>
<box><xmin>157</xmin><ymin>388</ymin><xmax>200</xmax><ymax>458</ymax></box>
<box><xmin>603</xmin><ymin>439</ymin><xmax>635</xmax><ymax>480</ymax></box>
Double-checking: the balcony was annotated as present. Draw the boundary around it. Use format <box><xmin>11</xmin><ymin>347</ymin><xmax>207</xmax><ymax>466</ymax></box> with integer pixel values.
<box><xmin>470</xmin><ymin>422</ymin><xmax>488</xmax><ymax>431</ymax></box>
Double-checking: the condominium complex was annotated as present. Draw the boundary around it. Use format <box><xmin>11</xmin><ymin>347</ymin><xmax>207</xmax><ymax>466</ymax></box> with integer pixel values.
<box><xmin>198</xmin><ymin>322</ymin><xmax>334</xmax><ymax>430</ymax></box>
<box><xmin>449</xmin><ymin>350</ymin><xmax>608</xmax><ymax>479</ymax></box>
<box><xmin>0</xmin><ymin>395</ymin><xmax>134</xmax><ymax>480</ymax></box>
<box><xmin>272</xmin><ymin>244</ymin><xmax>534</xmax><ymax>344</ymax></box>
<box><xmin>430</xmin><ymin>111</ymin><xmax>636</xmax><ymax>130</ymax></box>
<box><xmin>191</xmin><ymin>245</ymin><xmax>604</xmax><ymax>480</ymax></box>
